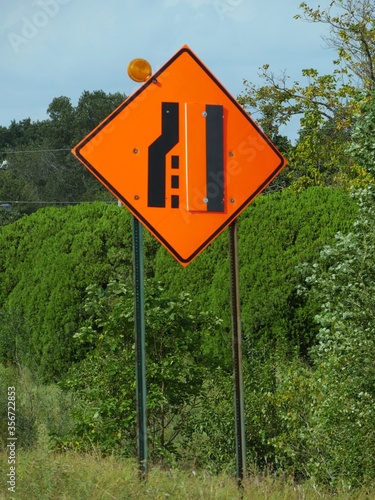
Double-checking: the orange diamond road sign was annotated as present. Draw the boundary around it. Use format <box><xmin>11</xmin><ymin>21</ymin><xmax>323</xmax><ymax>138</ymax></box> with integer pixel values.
<box><xmin>72</xmin><ymin>45</ymin><xmax>287</xmax><ymax>266</ymax></box>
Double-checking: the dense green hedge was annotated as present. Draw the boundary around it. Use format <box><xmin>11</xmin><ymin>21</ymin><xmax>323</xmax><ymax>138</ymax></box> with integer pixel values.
<box><xmin>0</xmin><ymin>188</ymin><xmax>357</xmax><ymax>380</ymax></box>
<box><xmin>0</xmin><ymin>203</ymin><xmax>134</xmax><ymax>379</ymax></box>
<box><xmin>155</xmin><ymin>187</ymin><xmax>358</xmax><ymax>359</ymax></box>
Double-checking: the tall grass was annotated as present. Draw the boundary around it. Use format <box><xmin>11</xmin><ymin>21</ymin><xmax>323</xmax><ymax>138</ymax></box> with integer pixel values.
<box><xmin>1</xmin><ymin>365</ymin><xmax>374</xmax><ymax>498</ymax></box>
<box><xmin>1</xmin><ymin>448</ymin><xmax>374</xmax><ymax>499</ymax></box>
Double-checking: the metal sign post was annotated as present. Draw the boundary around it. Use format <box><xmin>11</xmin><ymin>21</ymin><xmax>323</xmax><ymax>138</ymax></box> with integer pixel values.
<box><xmin>132</xmin><ymin>215</ymin><xmax>148</xmax><ymax>477</ymax></box>
<box><xmin>228</xmin><ymin>218</ymin><xmax>246</xmax><ymax>484</ymax></box>
<box><xmin>72</xmin><ymin>45</ymin><xmax>287</xmax><ymax>484</ymax></box>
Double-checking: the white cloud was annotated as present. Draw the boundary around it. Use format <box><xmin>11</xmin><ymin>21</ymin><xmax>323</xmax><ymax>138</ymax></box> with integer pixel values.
<box><xmin>163</xmin><ymin>0</ymin><xmax>211</xmax><ymax>7</ymax></box>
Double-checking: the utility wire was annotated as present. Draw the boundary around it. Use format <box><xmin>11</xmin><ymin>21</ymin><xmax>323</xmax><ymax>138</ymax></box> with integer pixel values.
<box><xmin>0</xmin><ymin>148</ymin><xmax>71</xmax><ymax>154</ymax></box>
<box><xmin>0</xmin><ymin>122</ymin><xmax>351</xmax><ymax>158</ymax></box>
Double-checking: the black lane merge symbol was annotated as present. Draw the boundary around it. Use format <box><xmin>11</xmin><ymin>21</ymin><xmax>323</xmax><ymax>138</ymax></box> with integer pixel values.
<box><xmin>148</xmin><ymin>102</ymin><xmax>179</xmax><ymax>208</ymax></box>
<box><xmin>147</xmin><ymin>102</ymin><xmax>224</xmax><ymax>212</ymax></box>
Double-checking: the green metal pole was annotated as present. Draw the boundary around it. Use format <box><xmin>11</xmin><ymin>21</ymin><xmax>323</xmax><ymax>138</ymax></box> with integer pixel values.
<box><xmin>228</xmin><ymin>218</ymin><xmax>246</xmax><ymax>485</ymax></box>
<box><xmin>132</xmin><ymin>215</ymin><xmax>148</xmax><ymax>477</ymax></box>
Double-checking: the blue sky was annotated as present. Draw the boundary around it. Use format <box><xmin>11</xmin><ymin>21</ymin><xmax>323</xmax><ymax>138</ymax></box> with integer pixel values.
<box><xmin>1</xmin><ymin>0</ymin><xmax>335</xmax><ymax>140</ymax></box>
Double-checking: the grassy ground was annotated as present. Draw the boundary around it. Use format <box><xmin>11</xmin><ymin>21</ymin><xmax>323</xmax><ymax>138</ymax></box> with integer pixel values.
<box><xmin>1</xmin><ymin>448</ymin><xmax>374</xmax><ymax>500</ymax></box>
<box><xmin>1</xmin><ymin>366</ymin><xmax>374</xmax><ymax>498</ymax></box>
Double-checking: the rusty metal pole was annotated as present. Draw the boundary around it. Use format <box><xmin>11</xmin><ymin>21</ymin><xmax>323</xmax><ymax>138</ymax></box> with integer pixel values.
<box><xmin>228</xmin><ymin>218</ymin><xmax>246</xmax><ymax>485</ymax></box>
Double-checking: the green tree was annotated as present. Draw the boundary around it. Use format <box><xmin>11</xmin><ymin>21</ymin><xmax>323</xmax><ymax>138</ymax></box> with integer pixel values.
<box><xmin>0</xmin><ymin>203</ymin><xmax>134</xmax><ymax>380</ymax></box>
<box><xmin>0</xmin><ymin>143</ymin><xmax>89</xmax><ymax>213</ymax></box>
<box><xmin>297</xmin><ymin>92</ymin><xmax>375</xmax><ymax>487</ymax></box>
<box><xmin>297</xmin><ymin>0</ymin><xmax>375</xmax><ymax>91</ymax></box>
<box><xmin>238</xmin><ymin>0</ymin><xmax>375</xmax><ymax>190</ymax></box>
<box><xmin>155</xmin><ymin>187</ymin><xmax>358</xmax><ymax>361</ymax></box>
<box><xmin>0</xmin><ymin>90</ymin><xmax>126</xmax><ymax>215</ymax></box>
<box><xmin>2</xmin><ymin>118</ymin><xmax>46</xmax><ymax>149</ymax></box>
<box><xmin>239</xmin><ymin>64</ymin><xmax>362</xmax><ymax>191</ymax></box>
<box><xmin>46</xmin><ymin>96</ymin><xmax>75</xmax><ymax>148</ymax></box>
<box><xmin>72</xmin><ymin>90</ymin><xmax>125</xmax><ymax>144</ymax></box>
<box><xmin>61</xmin><ymin>279</ymin><xmax>219</xmax><ymax>463</ymax></box>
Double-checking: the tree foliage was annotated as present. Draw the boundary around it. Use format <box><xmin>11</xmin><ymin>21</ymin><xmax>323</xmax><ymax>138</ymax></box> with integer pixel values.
<box><xmin>303</xmin><ymin>218</ymin><xmax>375</xmax><ymax>486</ymax></box>
<box><xmin>0</xmin><ymin>90</ymin><xmax>126</xmax><ymax>218</ymax></box>
<box><xmin>155</xmin><ymin>187</ymin><xmax>358</xmax><ymax>360</ymax></box>
<box><xmin>0</xmin><ymin>203</ymin><xmax>134</xmax><ymax>380</ymax></box>
<box><xmin>0</xmin><ymin>187</ymin><xmax>357</xmax><ymax>378</ymax></box>
<box><xmin>60</xmin><ymin>279</ymin><xmax>220</xmax><ymax>462</ymax></box>
<box><xmin>0</xmin><ymin>185</ymin><xmax>370</xmax><ymax>483</ymax></box>
<box><xmin>1</xmin><ymin>4</ymin><xmax>375</xmax><ymax>484</ymax></box>
<box><xmin>295</xmin><ymin>91</ymin><xmax>375</xmax><ymax>486</ymax></box>
<box><xmin>297</xmin><ymin>0</ymin><xmax>375</xmax><ymax>91</ymax></box>
<box><xmin>259</xmin><ymin>91</ymin><xmax>375</xmax><ymax>487</ymax></box>
<box><xmin>238</xmin><ymin>0</ymin><xmax>375</xmax><ymax>191</ymax></box>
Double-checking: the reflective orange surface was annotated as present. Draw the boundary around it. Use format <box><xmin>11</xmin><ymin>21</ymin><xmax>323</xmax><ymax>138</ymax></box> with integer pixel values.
<box><xmin>72</xmin><ymin>45</ymin><xmax>287</xmax><ymax>266</ymax></box>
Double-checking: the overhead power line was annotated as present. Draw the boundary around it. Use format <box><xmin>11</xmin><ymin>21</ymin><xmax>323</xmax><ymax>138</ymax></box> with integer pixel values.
<box><xmin>0</xmin><ymin>148</ymin><xmax>71</xmax><ymax>154</ymax></box>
